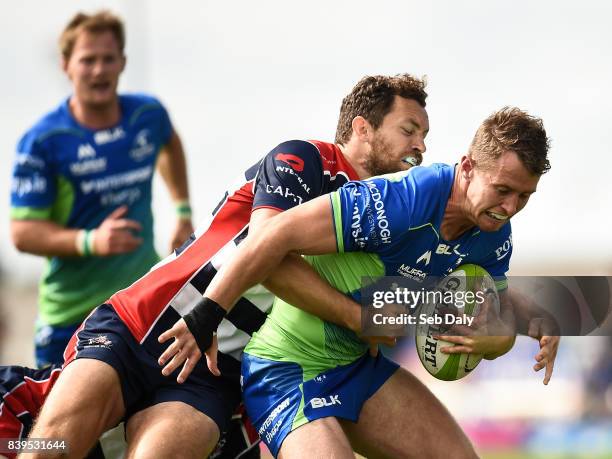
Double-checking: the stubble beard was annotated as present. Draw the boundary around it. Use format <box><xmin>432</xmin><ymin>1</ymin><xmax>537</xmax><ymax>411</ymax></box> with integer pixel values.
<box><xmin>364</xmin><ymin>134</ymin><xmax>409</xmax><ymax>176</ymax></box>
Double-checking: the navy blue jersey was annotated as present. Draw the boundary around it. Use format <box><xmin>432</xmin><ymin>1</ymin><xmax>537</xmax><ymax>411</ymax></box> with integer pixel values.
<box><xmin>252</xmin><ymin>140</ymin><xmax>357</xmax><ymax>211</ymax></box>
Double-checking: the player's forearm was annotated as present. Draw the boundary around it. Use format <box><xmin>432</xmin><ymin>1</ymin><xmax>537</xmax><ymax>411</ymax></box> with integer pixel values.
<box><xmin>205</xmin><ymin>218</ymin><xmax>294</xmax><ymax>310</ymax></box>
<box><xmin>11</xmin><ymin>220</ymin><xmax>81</xmax><ymax>257</ymax></box>
<box><xmin>507</xmin><ymin>288</ymin><xmax>558</xmax><ymax>335</ymax></box>
<box><xmin>157</xmin><ymin>131</ymin><xmax>190</xmax><ymax>203</ymax></box>
<box><xmin>263</xmin><ymin>254</ymin><xmax>361</xmax><ymax>333</ymax></box>
<box><xmin>206</xmin><ymin>197</ymin><xmax>338</xmax><ymax>309</ymax></box>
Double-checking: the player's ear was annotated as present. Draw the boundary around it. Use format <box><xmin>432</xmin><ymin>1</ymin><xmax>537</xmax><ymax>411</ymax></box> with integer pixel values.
<box><xmin>61</xmin><ymin>55</ymin><xmax>69</xmax><ymax>74</ymax></box>
<box><xmin>460</xmin><ymin>155</ymin><xmax>474</xmax><ymax>181</ymax></box>
<box><xmin>351</xmin><ymin>116</ymin><xmax>371</xmax><ymax>143</ymax></box>
<box><xmin>120</xmin><ymin>54</ymin><xmax>127</xmax><ymax>72</ymax></box>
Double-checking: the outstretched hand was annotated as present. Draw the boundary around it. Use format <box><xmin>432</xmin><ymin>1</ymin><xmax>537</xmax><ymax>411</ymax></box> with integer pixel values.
<box><xmin>528</xmin><ymin>317</ymin><xmax>560</xmax><ymax>385</ymax></box>
<box><xmin>158</xmin><ymin>318</ymin><xmax>220</xmax><ymax>383</ymax></box>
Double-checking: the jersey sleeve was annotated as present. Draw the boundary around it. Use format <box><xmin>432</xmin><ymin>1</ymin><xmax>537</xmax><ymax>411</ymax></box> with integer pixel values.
<box><xmin>156</xmin><ymin>100</ymin><xmax>173</xmax><ymax>146</ymax></box>
<box><xmin>474</xmin><ymin>228</ymin><xmax>513</xmax><ymax>291</ymax></box>
<box><xmin>330</xmin><ymin>170</ymin><xmax>417</xmax><ymax>253</ymax></box>
<box><xmin>129</xmin><ymin>94</ymin><xmax>174</xmax><ymax>146</ymax></box>
<box><xmin>10</xmin><ymin>131</ymin><xmax>56</xmax><ymax>220</ymax></box>
<box><xmin>252</xmin><ymin>140</ymin><xmax>324</xmax><ymax>211</ymax></box>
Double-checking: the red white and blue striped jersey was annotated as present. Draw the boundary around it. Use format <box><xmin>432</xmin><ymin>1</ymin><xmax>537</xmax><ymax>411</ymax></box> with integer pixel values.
<box><xmin>69</xmin><ymin>140</ymin><xmax>359</xmax><ymax>361</ymax></box>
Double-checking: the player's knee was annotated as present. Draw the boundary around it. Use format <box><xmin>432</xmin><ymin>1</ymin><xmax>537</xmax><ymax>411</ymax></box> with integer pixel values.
<box><xmin>195</xmin><ymin>416</ymin><xmax>221</xmax><ymax>456</ymax></box>
<box><xmin>126</xmin><ymin>403</ymin><xmax>220</xmax><ymax>459</ymax></box>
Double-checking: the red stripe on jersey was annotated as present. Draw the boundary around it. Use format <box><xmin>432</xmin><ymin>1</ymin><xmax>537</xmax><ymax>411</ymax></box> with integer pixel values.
<box><xmin>63</xmin><ymin>317</ymin><xmax>89</xmax><ymax>365</ymax></box>
<box><xmin>22</xmin><ymin>369</ymin><xmax>61</xmax><ymax>405</ymax></box>
<box><xmin>0</xmin><ymin>367</ymin><xmax>62</xmax><ymax>440</ymax></box>
<box><xmin>108</xmin><ymin>182</ymin><xmax>255</xmax><ymax>342</ymax></box>
<box><xmin>308</xmin><ymin>140</ymin><xmax>360</xmax><ymax>181</ymax></box>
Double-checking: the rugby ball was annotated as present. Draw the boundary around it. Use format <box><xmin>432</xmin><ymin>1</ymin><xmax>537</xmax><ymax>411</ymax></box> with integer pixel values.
<box><xmin>415</xmin><ymin>264</ymin><xmax>499</xmax><ymax>381</ymax></box>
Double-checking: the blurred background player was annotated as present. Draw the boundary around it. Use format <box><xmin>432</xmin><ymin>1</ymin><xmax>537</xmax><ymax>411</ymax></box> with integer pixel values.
<box><xmin>9</xmin><ymin>10</ymin><xmax>193</xmax><ymax>369</ymax></box>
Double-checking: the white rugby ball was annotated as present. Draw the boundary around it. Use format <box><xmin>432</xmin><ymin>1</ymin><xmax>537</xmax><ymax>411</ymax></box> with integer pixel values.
<box><xmin>415</xmin><ymin>264</ymin><xmax>499</xmax><ymax>381</ymax></box>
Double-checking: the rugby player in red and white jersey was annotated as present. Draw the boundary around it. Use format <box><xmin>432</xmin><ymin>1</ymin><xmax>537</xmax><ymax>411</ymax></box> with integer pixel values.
<box><xmin>25</xmin><ymin>74</ymin><xmax>429</xmax><ymax>459</ymax></box>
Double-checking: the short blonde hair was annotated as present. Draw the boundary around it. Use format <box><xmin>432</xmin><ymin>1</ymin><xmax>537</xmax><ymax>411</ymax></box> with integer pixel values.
<box><xmin>469</xmin><ymin>107</ymin><xmax>550</xmax><ymax>175</ymax></box>
<box><xmin>59</xmin><ymin>10</ymin><xmax>125</xmax><ymax>60</ymax></box>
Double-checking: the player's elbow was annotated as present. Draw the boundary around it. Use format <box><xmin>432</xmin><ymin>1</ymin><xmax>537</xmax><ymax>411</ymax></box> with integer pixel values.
<box><xmin>10</xmin><ymin>220</ymin><xmax>34</xmax><ymax>253</ymax></box>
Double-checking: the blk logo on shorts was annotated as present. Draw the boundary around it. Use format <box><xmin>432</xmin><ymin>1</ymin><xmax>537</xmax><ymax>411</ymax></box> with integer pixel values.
<box><xmin>310</xmin><ymin>395</ymin><xmax>341</xmax><ymax>408</ymax></box>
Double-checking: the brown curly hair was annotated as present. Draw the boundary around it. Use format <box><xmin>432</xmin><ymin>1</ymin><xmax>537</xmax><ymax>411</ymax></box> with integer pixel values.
<box><xmin>335</xmin><ymin>74</ymin><xmax>427</xmax><ymax>145</ymax></box>
<box><xmin>469</xmin><ymin>107</ymin><xmax>551</xmax><ymax>176</ymax></box>
<box><xmin>59</xmin><ymin>10</ymin><xmax>125</xmax><ymax>60</ymax></box>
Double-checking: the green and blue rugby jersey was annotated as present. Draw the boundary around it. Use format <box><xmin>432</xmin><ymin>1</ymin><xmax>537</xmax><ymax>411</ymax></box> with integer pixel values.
<box><xmin>10</xmin><ymin>94</ymin><xmax>171</xmax><ymax>325</ymax></box>
<box><xmin>246</xmin><ymin>164</ymin><xmax>512</xmax><ymax>377</ymax></box>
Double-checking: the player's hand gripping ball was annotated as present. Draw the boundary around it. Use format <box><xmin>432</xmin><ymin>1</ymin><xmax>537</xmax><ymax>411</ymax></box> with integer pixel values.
<box><xmin>415</xmin><ymin>264</ymin><xmax>499</xmax><ymax>381</ymax></box>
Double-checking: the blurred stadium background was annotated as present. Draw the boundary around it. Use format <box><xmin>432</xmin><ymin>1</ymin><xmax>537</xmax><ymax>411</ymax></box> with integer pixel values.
<box><xmin>1</xmin><ymin>1</ymin><xmax>610</xmax><ymax>457</ymax></box>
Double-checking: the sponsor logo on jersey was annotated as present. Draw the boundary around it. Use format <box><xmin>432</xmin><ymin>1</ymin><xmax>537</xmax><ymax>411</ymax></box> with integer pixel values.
<box><xmin>397</xmin><ymin>264</ymin><xmax>427</xmax><ymax>281</ymax></box>
<box><xmin>495</xmin><ymin>235</ymin><xmax>513</xmax><ymax>261</ymax></box>
<box><xmin>351</xmin><ymin>202</ymin><xmax>367</xmax><ymax>247</ymax></box>
<box><xmin>436</xmin><ymin>243</ymin><xmax>464</xmax><ymax>256</ymax></box>
<box><xmin>318</xmin><ymin>151</ymin><xmax>336</xmax><ymax>165</ymax></box>
<box><xmin>100</xmin><ymin>187</ymin><xmax>142</xmax><ymax>206</ymax></box>
<box><xmin>80</xmin><ymin>165</ymin><xmax>153</xmax><ymax>194</ymax></box>
<box><xmin>130</xmin><ymin>129</ymin><xmax>155</xmax><ymax>161</ymax></box>
<box><xmin>70</xmin><ymin>157</ymin><xmax>108</xmax><ymax>176</ymax></box>
<box><xmin>77</xmin><ymin>143</ymin><xmax>96</xmax><ymax>160</ymax></box>
<box><xmin>11</xmin><ymin>176</ymin><xmax>47</xmax><ymax>197</ymax></box>
<box><xmin>310</xmin><ymin>395</ymin><xmax>341</xmax><ymax>408</ymax></box>
<box><xmin>274</xmin><ymin>165</ymin><xmax>311</xmax><ymax>194</ymax></box>
<box><xmin>416</xmin><ymin>250</ymin><xmax>432</xmax><ymax>266</ymax></box>
<box><xmin>265</xmin><ymin>184</ymin><xmax>303</xmax><ymax>204</ymax></box>
<box><xmin>351</xmin><ymin>199</ymin><xmax>367</xmax><ymax>244</ymax></box>
<box><xmin>15</xmin><ymin>153</ymin><xmax>45</xmax><ymax>170</ymax></box>
<box><xmin>366</xmin><ymin>181</ymin><xmax>391</xmax><ymax>245</ymax></box>
<box><xmin>275</xmin><ymin>153</ymin><xmax>304</xmax><ymax>172</ymax></box>
<box><xmin>94</xmin><ymin>127</ymin><xmax>125</xmax><ymax>145</ymax></box>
